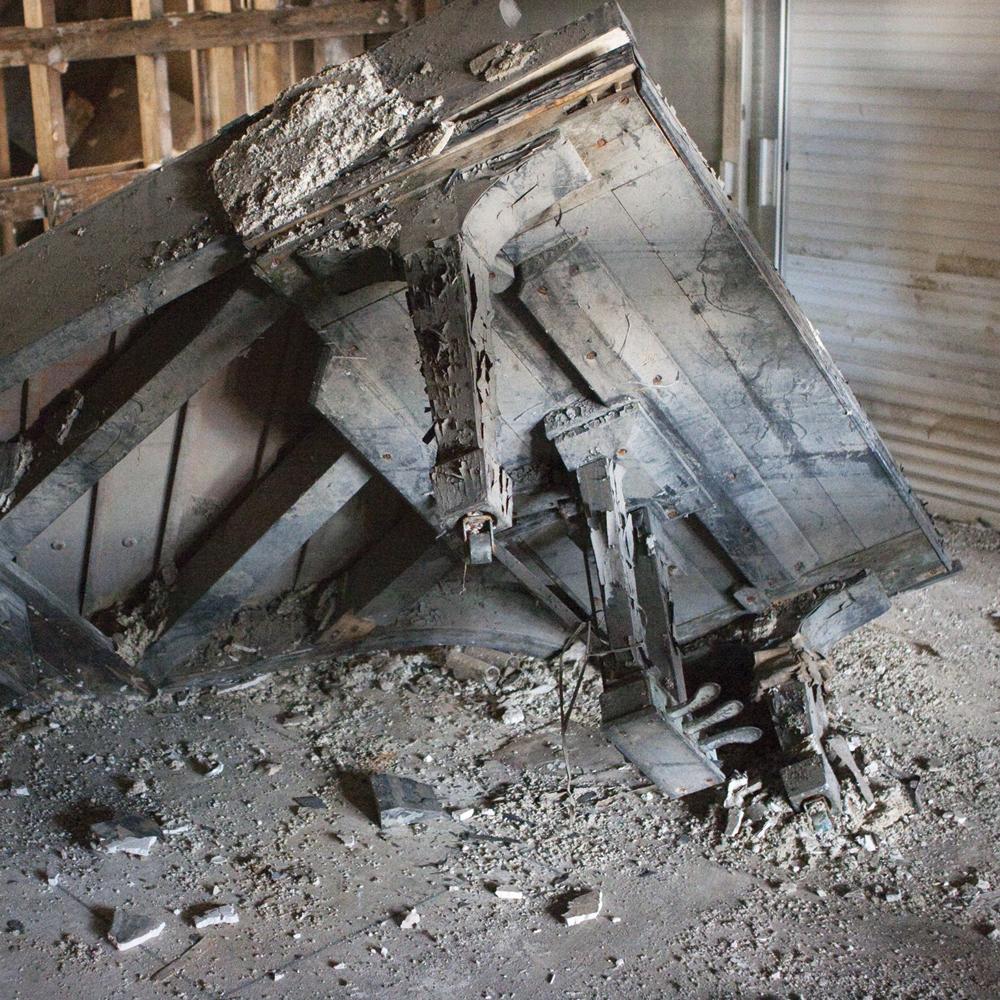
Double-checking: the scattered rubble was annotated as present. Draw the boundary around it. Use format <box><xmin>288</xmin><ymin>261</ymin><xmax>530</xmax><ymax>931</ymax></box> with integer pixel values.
<box><xmin>468</xmin><ymin>41</ymin><xmax>535</xmax><ymax>82</ymax></box>
<box><xmin>492</xmin><ymin>885</ymin><xmax>523</xmax><ymax>901</ymax></box>
<box><xmin>0</xmin><ymin>522</ymin><xmax>995</xmax><ymax>996</ymax></box>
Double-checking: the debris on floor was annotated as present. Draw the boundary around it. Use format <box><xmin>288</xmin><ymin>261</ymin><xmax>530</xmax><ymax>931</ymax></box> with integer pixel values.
<box><xmin>90</xmin><ymin>815</ymin><xmax>160</xmax><ymax>857</ymax></box>
<box><xmin>193</xmin><ymin>903</ymin><xmax>239</xmax><ymax>929</ymax></box>
<box><xmin>370</xmin><ymin>773</ymin><xmax>447</xmax><ymax>828</ymax></box>
<box><xmin>561</xmin><ymin>888</ymin><xmax>603</xmax><ymax>926</ymax></box>
<box><xmin>107</xmin><ymin>909</ymin><xmax>166</xmax><ymax>951</ymax></box>
<box><xmin>0</xmin><ymin>522</ymin><xmax>996</xmax><ymax>997</ymax></box>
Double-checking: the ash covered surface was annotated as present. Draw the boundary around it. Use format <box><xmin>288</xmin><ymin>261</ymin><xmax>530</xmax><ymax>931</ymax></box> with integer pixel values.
<box><xmin>0</xmin><ymin>521</ymin><xmax>997</xmax><ymax>997</ymax></box>
<box><xmin>211</xmin><ymin>54</ymin><xmax>438</xmax><ymax>238</ymax></box>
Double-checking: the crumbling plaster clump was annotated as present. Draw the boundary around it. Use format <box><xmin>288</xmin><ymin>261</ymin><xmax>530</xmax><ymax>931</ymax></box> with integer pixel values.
<box><xmin>211</xmin><ymin>54</ymin><xmax>433</xmax><ymax>237</ymax></box>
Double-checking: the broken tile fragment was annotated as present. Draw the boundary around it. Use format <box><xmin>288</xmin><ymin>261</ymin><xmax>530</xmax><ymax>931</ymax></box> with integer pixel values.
<box><xmin>108</xmin><ymin>909</ymin><xmax>166</xmax><ymax>951</ymax></box>
<box><xmin>193</xmin><ymin>904</ymin><xmax>239</xmax><ymax>929</ymax></box>
<box><xmin>91</xmin><ymin>815</ymin><xmax>161</xmax><ymax>857</ymax></box>
<box><xmin>493</xmin><ymin>885</ymin><xmax>523</xmax><ymax>901</ymax></box>
<box><xmin>293</xmin><ymin>794</ymin><xmax>327</xmax><ymax>811</ymax></box>
<box><xmin>562</xmin><ymin>888</ymin><xmax>603</xmax><ymax>926</ymax></box>
<box><xmin>370</xmin><ymin>774</ymin><xmax>447</xmax><ymax>829</ymax></box>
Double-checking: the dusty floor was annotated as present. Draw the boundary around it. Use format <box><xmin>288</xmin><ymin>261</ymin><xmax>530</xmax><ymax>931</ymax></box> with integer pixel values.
<box><xmin>1</xmin><ymin>520</ymin><xmax>998</xmax><ymax>1000</ymax></box>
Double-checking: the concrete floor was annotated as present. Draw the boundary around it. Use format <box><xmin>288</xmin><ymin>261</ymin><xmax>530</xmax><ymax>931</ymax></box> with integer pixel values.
<box><xmin>1</xmin><ymin>520</ymin><xmax>998</xmax><ymax>999</ymax></box>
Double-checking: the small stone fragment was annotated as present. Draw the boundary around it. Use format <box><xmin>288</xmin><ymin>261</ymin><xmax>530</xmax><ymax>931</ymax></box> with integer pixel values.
<box><xmin>400</xmin><ymin>908</ymin><xmax>421</xmax><ymax>930</ymax></box>
<box><xmin>452</xmin><ymin>807</ymin><xmax>475</xmax><ymax>822</ymax></box>
<box><xmin>193</xmin><ymin>904</ymin><xmax>239</xmax><ymax>929</ymax></box>
<box><xmin>444</xmin><ymin>647</ymin><xmax>501</xmax><ymax>683</ymax></box>
<box><xmin>108</xmin><ymin>909</ymin><xmax>166</xmax><ymax>951</ymax></box>
<box><xmin>493</xmin><ymin>885</ymin><xmax>523</xmax><ymax>901</ymax></box>
<box><xmin>500</xmin><ymin>705</ymin><xmax>525</xmax><ymax>726</ymax></box>
<box><xmin>468</xmin><ymin>41</ymin><xmax>534</xmax><ymax>82</ymax></box>
<box><xmin>370</xmin><ymin>773</ymin><xmax>447</xmax><ymax>828</ymax></box>
<box><xmin>91</xmin><ymin>815</ymin><xmax>161</xmax><ymax>857</ymax></box>
<box><xmin>293</xmin><ymin>794</ymin><xmax>328</xmax><ymax>811</ymax></box>
<box><xmin>562</xmin><ymin>888</ymin><xmax>603</xmax><ymax>926</ymax></box>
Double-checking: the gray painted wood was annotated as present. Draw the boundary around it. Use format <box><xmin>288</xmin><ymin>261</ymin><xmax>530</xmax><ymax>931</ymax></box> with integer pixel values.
<box><xmin>0</xmin><ymin>555</ymin><xmax>140</xmax><ymax>692</ymax></box>
<box><xmin>0</xmin><ymin>271</ymin><xmax>288</xmax><ymax>554</ymax></box>
<box><xmin>0</xmin><ymin>127</ymin><xmax>247</xmax><ymax>394</ymax></box>
<box><xmin>140</xmin><ymin>430</ymin><xmax>370</xmax><ymax>683</ymax></box>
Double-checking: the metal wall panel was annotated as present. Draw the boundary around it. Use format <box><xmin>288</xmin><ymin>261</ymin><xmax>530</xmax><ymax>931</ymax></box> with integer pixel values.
<box><xmin>784</xmin><ymin>0</ymin><xmax>1000</xmax><ymax>523</ymax></box>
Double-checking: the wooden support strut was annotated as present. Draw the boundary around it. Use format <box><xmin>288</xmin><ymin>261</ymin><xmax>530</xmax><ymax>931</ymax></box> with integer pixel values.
<box><xmin>0</xmin><ymin>271</ymin><xmax>289</xmax><ymax>554</ymax></box>
<box><xmin>0</xmin><ymin>555</ymin><xmax>142</xmax><ymax>693</ymax></box>
<box><xmin>403</xmin><ymin>235</ymin><xmax>512</xmax><ymax>561</ymax></box>
<box><xmin>139</xmin><ymin>429</ymin><xmax>371</xmax><ymax>684</ymax></box>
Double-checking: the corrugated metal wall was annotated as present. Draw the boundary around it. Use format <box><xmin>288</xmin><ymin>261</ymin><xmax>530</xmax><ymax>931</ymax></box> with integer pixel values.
<box><xmin>784</xmin><ymin>0</ymin><xmax>1000</xmax><ymax>523</ymax></box>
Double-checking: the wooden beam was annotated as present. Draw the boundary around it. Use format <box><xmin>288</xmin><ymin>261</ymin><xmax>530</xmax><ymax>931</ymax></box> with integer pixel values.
<box><xmin>0</xmin><ymin>555</ymin><xmax>142</xmax><ymax>692</ymax></box>
<box><xmin>0</xmin><ymin>271</ymin><xmax>289</xmax><ymax>553</ymax></box>
<box><xmin>0</xmin><ymin>66</ymin><xmax>16</xmax><ymax>251</ymax></box>
<box><xmin>22</xmin><ymin>0</ymin><xmax>68</xmax><ymax>181</ymax></box>
<box><xmin>0</xmin><ymin>3</ymin><xmax>406</xmax><ymax>69</ymax></box>
<box><xmin>203</xmin><ymin>0</ymin><xmax>241</xmax><ymax>132</ymax></box>
<box><xmin>139</xmin><ymin>430</ymin><xmax>371</xmax><ymax>683</ymax></box>
<box><xmin>132</xmin><ymin>0</ymin><xmax>173</xmax><ymax>165</ymax></box>
<box><xmin>250</xmin><ymin>0</ymin><xmax>289</xmax><ymax>110</ymax></box>
<box><xmin>720</xmin><ymin>0</ymin><xmax>745</xmax><ymax>203</ymax></box>
<box><xmin>0</xmin><ymin>126</ymin><xmax>246</xmax><ymax>394</ymax></box>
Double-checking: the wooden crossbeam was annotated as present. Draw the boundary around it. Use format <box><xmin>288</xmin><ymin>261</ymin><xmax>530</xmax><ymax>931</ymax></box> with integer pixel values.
<box><xmin>0</xmin><ymin>555</ymin><xmax>141</xmax><ymax>692</ymax></box>
<box><xmin>0</xmin><ymin>128</ymin><xmax>245</xmax><ymax>395</ymax></box>
<box><xmin>139</xmin><ymin>429</ymin><xmax>371</xmax><ymax>684</ymax></box>
<box><xmin>0</xmin><ymin>3</ymin><xmax>406</xmax><ymax>69</ymax></box>
<box><xmin>0</xmin><ymin>271</ymin><xmax>289</xmax><ymax>553</ymax></box>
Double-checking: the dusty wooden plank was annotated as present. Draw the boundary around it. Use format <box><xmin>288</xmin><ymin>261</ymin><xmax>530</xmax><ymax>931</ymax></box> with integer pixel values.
<box><xmin>0</xmin><ymin>270</ymin><xmax>287</xmax><ymax>554</ymax></box>
<box><xmin>0</xmin><ymin>585</ymin><xmax>39</xmax><ymax>696</ymax></box>
<box><xmin>13</xmin><ymin>336</ymin><xmax>115</xmax><ymax>609</ymax></box>
<box><xmin>82</xmin><ymin>413</ymin><xmax>179</xmax><ymax>616</ymax></box>
<box><xmin>132</xmin><ymin>0</ymin><xmax>173</xmax><ymax>166</ymax></box>
<box><xmin>0</xmin><ymin>127</ymin><xmax>246</xmax><ymax>395</ymax></box>
<box><xmin>250</xmin><ymin>0</ymin><xmax>289</xmax><ymax>110</ymax></box>
<box><xmin>22</xmin><ymin>0</ymin><xmax>68</xmax><ymax>181</ymax></box>
<box><xmin>0</xmin><ymin>555</ymin><xmax>141</xmax><ymax>691</ymax></box>
<box><xmin>0</xmin><ymin>3</ymin><xmax>407</xmax><ymax>68</ymax></box>
<box><xmin>203</xmin><ymin>0</ymin><xmax>240</xmax><ymax>132</ymax></box>
<box><xmin>140</xmin><ymin>430</ymin><xmax>371</xmax><ymax>683</ymax></box>
<box><xmin>0</xmin><ymin>67</ymin><xmax>16</xmax><ymax>252</ymax></box>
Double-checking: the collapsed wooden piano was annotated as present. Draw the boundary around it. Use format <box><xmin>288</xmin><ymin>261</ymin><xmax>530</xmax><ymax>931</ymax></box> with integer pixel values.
<box><xmin>0</xmin><ymin>1</ymin><xmax>954</xmax><ymax>811</ymax></box>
